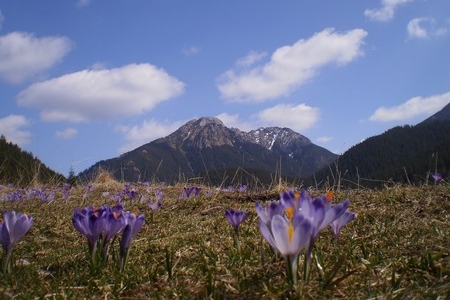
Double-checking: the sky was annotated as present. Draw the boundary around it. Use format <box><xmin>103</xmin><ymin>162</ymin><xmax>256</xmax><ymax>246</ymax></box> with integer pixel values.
<box><xmin>1</xmin><ymin>0</ymin><xmax>449</xmax><ymax>177</ymax></box>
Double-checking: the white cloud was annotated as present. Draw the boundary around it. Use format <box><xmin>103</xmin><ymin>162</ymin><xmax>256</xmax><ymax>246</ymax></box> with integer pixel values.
<box><xmin>116</xmin><ymin>119</ymin><xmax>186</xmax><ymax>153</ymax></box>
<box><xmin>316</xmin><ymin>136</ymin><xmax>333</xmax><ymax>143</ymax></box>
<box><xmin>55</xmin><ymin>127</ymin><xmax>78</xmax><ymax>139</ymax></box>
<box><xmin>407</xmin><ymin>18</ymin><xmax>448</xmax><ymax>39</ymax></box>
<box><xmin>182</xmin><ymin>45</ymin><xmax>201</xmax><ymax>56</ymax></box>
<box><xmin>215</xmin><ymin>113</ymin><xmax>254</xmax><ymax>131</ymax></box>
<box><xmin>365</xmin><ymin>0</ymin><xmax>414</xmax><ymax>22</ymax></box>
<box><xmin>255</xmin><ymin>103</ymin><xmax>320</xmax><ymax>131</ymax></box>
<box><xmin>17</xmin><ymin>63</ymin><xmax>185</xmax><ymax>123</ymax></box>
<box><xmin>407</xmin><ymin>18</ymin><xmax>429</xmax><ymax>38</ymax></box>
<box><xmin>217</xmin><ymin>28</ymin><xmax>367</xmax><ymax>103</ymax></box>
<box><xmin>0</xmin><ymin>32</ymin><xmax>72</xmax><ymax>84</ymax></box>
<box><xmin>76</xmin><ymin>0</ymin><xmax>91</xmax><ymax>7</ymax></box>
<box><xmin>0</xmin><ymin>114</ymin><xmax>31</xmax><ymax>146</ymax></box>
<box><xmin>369</xmin><ymin>92</ymin><xmax>450</xmax><ymax>122</ymax></box>
<box><xmin>217</xmin><ymin>103</ymin><xmax>320</xmax><ymax>133</ymax></box>
<box><xmin>236</xmin><ymin>51</ymin><xmax>267</xmax><ymax>67</ymax></box>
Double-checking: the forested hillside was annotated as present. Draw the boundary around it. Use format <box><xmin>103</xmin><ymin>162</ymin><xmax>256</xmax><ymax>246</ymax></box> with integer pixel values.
<box><xmin>0</xmin><ymin>135</ymin><xmax>66</xmax><ymax>186</ymax></box>
<box><xmin>309</xmin><ymin>121</ymin><xmax>450</xmax><ymax>188</ymax></box>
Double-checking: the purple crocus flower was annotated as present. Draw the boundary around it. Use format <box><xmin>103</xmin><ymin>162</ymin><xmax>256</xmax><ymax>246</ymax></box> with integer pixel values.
<box><xmin>255</xmin><ymin>200</ymin><xmax>285</xmax><ymax>226</ymax></box>
<box><xmin>119</xmin><ymin>212</ymin><xmax>145</xmax><ymax>270</ymax></box>
<box><xmin>432</xmin><ymin>173</ymin><xmax>442</xmax><ymax>185</ymax></box>
<box><xmin>225</xmin><ymin>209</ymin><xmax>249</xmax><ymax>233</ymax></box>
<box><xmin>237</xmin><ymin>185</ymin><xmax>248</xmax><ymax>193</ymax></box>
<box><xmin>148</xmin><ymin>200</ymin><xmax>162</xmax><ymax>212</ymax></box>
<box><xmin>257</xmin><ymin>189</ymin><xmax>354</xmax><ymax>283</ymax></box>
<box><xmin>258</xmin><ymin>208</ymin><xmax>312</xmax><ymax>285</ymax></box>
<box><xmin>155</xmin><ymin>188</ymin><xmax>164</xmax><ymax>202</ymax></box>
<box><xmin>0</xmin><ymin>211</ymin><xmax>33</xmax><ymax>274</ymax></box>
<box><xmin>103</xmin><ymin>207</ymin><xmax>125</xmax><ymax>244</ymax></box>
<box><xmin>295</xmin><ymin>190</ymin><xmax>351</xmax><ymax>280</ymax></box>
<box><xmin>330</xmin><ymin>211</ymin><xmax>355</xmax><ymax>242</ymax></box>
<box><xmin>182</xmin><ymin>187</ymin><xmax>202</xmax><ymax>198</ymax></box>
<box><xmin>72</xmin><ymin>206</ymin><xmax>107</xmax><ymax>259</ymax></box>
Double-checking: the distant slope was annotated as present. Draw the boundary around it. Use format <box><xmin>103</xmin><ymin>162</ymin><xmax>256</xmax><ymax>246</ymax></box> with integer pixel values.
<box><xmin>79</xmin><ymin>117</ymin><xmax>337</xmax><ymax>185</ymax></box>
<box><xmin>308</xmin><ymin>120</ymin><xmax>450</xmax><ymax>188</ymax></box>
<box><xmin>419</xmin><ymin>102</ymin><xmax>450</xmax><ymax>124</ymax></box>
<box><xmin>0</xmin><ymin>135</ymin><xmax>66</xmax><ymax>186</ymax></box>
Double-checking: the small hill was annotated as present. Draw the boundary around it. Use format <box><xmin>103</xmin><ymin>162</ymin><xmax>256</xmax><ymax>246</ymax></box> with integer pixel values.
<box><xmin>78</xmin><ymin>117</ymin><xmax>337</xmax><ymax>186</ymax></box>
<box><xmin>0</xmin><ymin>135</ymin><xmax>66</xmax><ymax>186</ymax></box>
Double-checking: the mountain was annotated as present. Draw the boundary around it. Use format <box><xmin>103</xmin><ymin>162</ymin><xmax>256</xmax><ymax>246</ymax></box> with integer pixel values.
<box><xmin>0</xmin><ymin>135</ymin><xmax>66</xmax><ymax>186</ymax></box>
<box><xmin>78</xmin><ymin>117</ymin><xmax>337</xmax><ymax>185</ymax></box>
<box><xmin>307</xmin><ymin>103</ymin><xmax>450</xmax><ymax>188</ymax></box>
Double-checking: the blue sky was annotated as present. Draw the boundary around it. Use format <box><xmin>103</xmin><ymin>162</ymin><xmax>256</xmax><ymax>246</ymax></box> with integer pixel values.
<box><xmin>1</xmin><ymin>0</ymin><xmax>449</xmax><ymax>176</ymax></box>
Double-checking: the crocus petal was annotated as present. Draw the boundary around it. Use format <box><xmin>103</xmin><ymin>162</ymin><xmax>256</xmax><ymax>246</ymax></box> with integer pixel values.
<box><xmin>330</xmin><ymin>211</ymin><xmax>355</xmax><ymax>239</ymax></box>
<box><xmin>258</xmin><ymin>219</ymin><xmax>278</xmax><ymax>250</ymax></box>
<box><xmin>320</xmin><ymin>199</ymin><xmax>350</xmax><ymax>231</ymax></box>
<box><xmin>0</xmin><ymin>223</ymin><xmax>11</xmax><ymax>253</ymax></box>
<box><xmin>271</xmin><ymin>215</ymin><xmax>312</xmax><ymax>257</ymax></box>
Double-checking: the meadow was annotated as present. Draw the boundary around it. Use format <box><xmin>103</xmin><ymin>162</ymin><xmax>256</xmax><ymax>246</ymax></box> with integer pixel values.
<box><xmin>0</xmin><ymin>173</ymin><xmax>448</xmax><ymax>299</ymax></box>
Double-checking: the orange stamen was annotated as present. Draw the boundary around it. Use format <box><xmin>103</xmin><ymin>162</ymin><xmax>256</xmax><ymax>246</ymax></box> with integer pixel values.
<box><xmin>326</xmin><ymin>191</ymin><xmax>334</xmax><ymax>202</ymax></box>
<box><xmin>285</xmin><ymin>207</ymin><xmax>294</xmax><ymax>221</ymax></box>
<box><xmin>288</xmin><ymin>223</ymin><xmax>294</xmax><ymax>243</ymax></box>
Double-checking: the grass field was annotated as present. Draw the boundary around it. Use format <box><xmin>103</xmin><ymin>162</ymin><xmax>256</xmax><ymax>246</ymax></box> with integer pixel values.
<box><xmin>0</xmin><ymin>174</ymin><xmax>448</xmax><ymax>299</ymax></box>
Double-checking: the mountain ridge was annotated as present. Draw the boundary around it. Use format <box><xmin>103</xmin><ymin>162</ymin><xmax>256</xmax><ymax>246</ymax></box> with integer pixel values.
<box><xmin>79</xmin><ymin>117</ymin><xmax>337</xmax><ymax>185</ymax></box>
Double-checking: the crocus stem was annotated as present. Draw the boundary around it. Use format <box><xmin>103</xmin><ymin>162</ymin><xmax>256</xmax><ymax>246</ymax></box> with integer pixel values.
<box><xmin>303</xmin><ymin>252</ymin><xmax>312</xmax><ymax>282</ymax></box>
<box><xmin>2</xmin><ymin>250</ymin><xmax>13</xmax><ymax>275</ymax></box>
<box><xmin>233</xmin><ymin>231</ymin><xmax>241</xmax><ymax>253</ymax></box>
<box><xmin>119</xmin><ymin>248</ymin><xmax>130</xmax><ymax>272</ymax></box>
<box><xmin>287</xmin><ymin>255</ymin><xmax>298</xmax><ymax>287</ymax></box>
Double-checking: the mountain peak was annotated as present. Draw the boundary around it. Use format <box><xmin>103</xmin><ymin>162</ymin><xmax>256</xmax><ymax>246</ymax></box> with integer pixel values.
<box><xmin>196</xmin><ymin>117</ymin><xmax>224</xmax><ymax>127</ymax></box>
<box><xmin>164</xmin><ymin>117</ymin><xmax>237</xmax><ymax>149</ymax></box>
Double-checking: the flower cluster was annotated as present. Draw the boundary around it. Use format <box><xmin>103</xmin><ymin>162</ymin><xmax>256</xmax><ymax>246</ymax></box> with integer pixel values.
<box><xmin>256</xmin><ymin>190</ymin><xmax>354</xmax><ymax>285</ymax></box>
<box><xmin>178</xmin><ymin>187</ymin><xmax>202</xmax><ymax>199</ymax></box>
<box><xmin>72</xmin><ymin>204</ymin><xmax>144</xmax><ymax>271</ymax></box>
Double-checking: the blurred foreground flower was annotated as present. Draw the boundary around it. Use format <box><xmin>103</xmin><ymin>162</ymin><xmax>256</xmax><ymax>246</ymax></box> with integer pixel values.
<box><xmin>257</xmin><ymin>201</ymin><xmax>311</xmax><ymax>286</ymax></box>
<box><xmin>225</xmin><ymin>208</ymin><xmax>249</xmax><ymax>252</ymax></box>
<box><xmin>257</xmin><ymin>189</ymin><xmax>354</xmax><ymax>285</ymax></box>
<box><xmin>0</xmin><ymin>211</ymin><xmax>33</xmax><ymax>275</ymax></box>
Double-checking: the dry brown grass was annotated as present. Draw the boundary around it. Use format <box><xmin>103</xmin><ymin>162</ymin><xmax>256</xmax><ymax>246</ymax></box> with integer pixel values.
<box><xmin>0</xmin><ymin>178</ymin><xmax>448</xmax><ymax>299</ymax></box>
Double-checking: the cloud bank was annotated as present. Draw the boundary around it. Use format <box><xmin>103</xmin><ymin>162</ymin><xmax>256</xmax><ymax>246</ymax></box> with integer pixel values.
<box><xmin>217</xmin><ymin>28</ymin><xmax>367</xmax><ymax>102</ymax></box>
<box><xmin>0</xmin><ymin>32</ymin><xmax>72</xmax><ymax>84</ymax></box>
<box><xmin>17</xmin><ymin>63</ymin><xmax>185</xmax><ymax>122</ymax></box>
<box><xmin>218</xmin><ymin>103</ymin><xmax>320</xmax><ymax>133</ymax></box>
<box><xmin>369</xmin><ymin>92</ymin><xmax>450</xmax><ymax>122</ymax></box>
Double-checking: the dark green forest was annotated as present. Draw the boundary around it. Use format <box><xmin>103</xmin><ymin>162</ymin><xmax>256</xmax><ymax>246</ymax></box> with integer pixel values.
<box><xmin>0</xmin><ymin>135</ymin><xmax>66</xmax><ymax>186</ymax></box>
<box><xmin>308</xmin><ymin>121</ymin><xmax>450</xmax><ymax>189</ymax></box>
